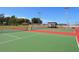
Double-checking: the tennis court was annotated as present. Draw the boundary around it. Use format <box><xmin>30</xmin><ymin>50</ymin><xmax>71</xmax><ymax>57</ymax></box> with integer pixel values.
<box><xmin>0</xmin><ymin>26</ymin><xmax>79</xmax><ymax>52</ymax></box>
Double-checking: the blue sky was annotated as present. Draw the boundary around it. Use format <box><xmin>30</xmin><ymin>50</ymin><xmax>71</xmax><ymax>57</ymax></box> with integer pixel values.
<box><xmin>0</xmin><ymin>7</ymin><xmax>79</xmax><ymax>24</ymax></box>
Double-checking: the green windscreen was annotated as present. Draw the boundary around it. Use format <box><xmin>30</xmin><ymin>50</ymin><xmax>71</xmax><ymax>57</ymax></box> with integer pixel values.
<box><xmin>31</xmin><ymin>24</ymin><xmax>48</xmax><ymax>30</ymax></box>
<box><xmin>0</xmin><ymin>25</ymin><xmax>29</xmax><ymax>33</ymax></box>
<box><xmin>31</xmin><ymin>24</ymin><xmax>74</xmax><ymax>32</ymax></box>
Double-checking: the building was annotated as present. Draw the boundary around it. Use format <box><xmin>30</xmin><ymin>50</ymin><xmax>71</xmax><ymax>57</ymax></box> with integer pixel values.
<box><xmin>48</xmin><ymin>22</ymin><xmax>57</xmax><ymax>28</ymax></box>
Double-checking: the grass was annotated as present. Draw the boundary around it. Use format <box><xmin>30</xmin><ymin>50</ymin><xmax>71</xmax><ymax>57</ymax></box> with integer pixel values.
<box><xmin>0</xmin><ymin>31</ymin><xmax>79</xmax><ymax>52</ymax></box>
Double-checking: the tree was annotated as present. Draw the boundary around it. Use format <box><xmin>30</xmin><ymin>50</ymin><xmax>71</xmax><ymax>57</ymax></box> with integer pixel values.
<box><xmin>31</xmin><ymin>18</ymin><xmax>42</xmax><ymax>24</ymax></box>
<box><xmin>9</xmin><ymin>15</ymin><xmax>17</xmax><ymax>25</ymax></box>
<box><xmin>0</xmin><ymin>14</ymin><xmax>31</xmax><ymax>25</ymax></box>
<box><xmin>16</xmin><ymin>18</ymin><xmax>25</xmax><ymax>25</ymax></box>
<box><xmin>4</xmin><ymin>17</ymin><xmax>10</xmax><ymax>25</ymax></box>
<box><xmin>0</xmin><ymin>14</ymin><xmax>5</xmax><ymax>25</ymax></box>
<box><xmin>25</xmin><ymin>19</ymin><xmax>31</xmax><ymax>24</ymax></box>
<box><xmin>16</xmin><ymin>18</ymin><xmax>31</xmax><ymax>25</ymax></box>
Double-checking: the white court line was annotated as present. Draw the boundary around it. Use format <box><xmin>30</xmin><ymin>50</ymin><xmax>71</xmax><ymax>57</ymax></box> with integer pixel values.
<box><xmin>75</xmin><ymin>30</ymin><xmax>79</xmax><ymax>48</ymax></box>
<box><xmin>3</xmin><ymin>34</ymin><xmax>21</xmax><ymax>39</ymax></box>
<box><xmin>0</xmin><ymin>33</ymin><xmax>40</xmax><ymax>45</ymax></box>
<box><xmin>76</xmin><ymin>36</ymin><xmax>79</xmax><ymax>48</ymax></box>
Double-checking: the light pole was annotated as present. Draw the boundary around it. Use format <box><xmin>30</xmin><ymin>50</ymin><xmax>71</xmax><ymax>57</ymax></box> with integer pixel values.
<box><xmin>37</xmin><ymin>12</ymin><xmax>42</xmax><ymax>24</ymax></box>
<box><xmin>64</xmin><ymin>7</ymin><xmax>70</xmax><ymax>28</ymax></box>
<box><xmin>37</xmin><ymin>12</ymin><xmax>41</xmax><ymax>19</ymax></box>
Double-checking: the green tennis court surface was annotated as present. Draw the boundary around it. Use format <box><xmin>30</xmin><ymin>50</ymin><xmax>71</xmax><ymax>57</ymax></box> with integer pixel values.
<box><xmin>0</xmin><ymin>30</ymin><xmax>79</xmax><ymax>52</ymax></box>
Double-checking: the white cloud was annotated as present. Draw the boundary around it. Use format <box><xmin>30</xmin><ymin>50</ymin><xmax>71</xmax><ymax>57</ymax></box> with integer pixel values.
<box><xmin>17</xmin><ymin>17</ymin><xmax>31</xmax><ymax>20</ymax></box>
<box><xmin>5</xmin><ymin>14</ymin><xmax>11</xmax><ymax>17</ymax></box>
<box><xmin>17</xmin><ymin>17</ymin><xmax>26</xmax><ymax>18</ymax></box>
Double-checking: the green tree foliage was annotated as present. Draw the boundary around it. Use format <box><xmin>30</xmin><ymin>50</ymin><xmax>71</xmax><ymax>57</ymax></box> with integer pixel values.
<box><xmin>4</xmin><ymin>17</ymin><xmax>10</xmax><ymax>25</ymax></box>
<box><xmin>8</xmin><ymin>15</ymin><xmax>16</xmax><ymax>25</ymax></box>
<box><xmin>31</xmin><ymin>18</ymin><xmax>42</xmax><ymax>24</ymax></box>
<box><xmin>16</xmin><ymin>18</ymin><xmax>25</xmax><ymax>25</ymax></box>
<box><xmin>0</xmin><ymin>14</ymin><xmax>5</xmax><ymax>25</ymax></box>
<box><xmin>0</xmin><ymin>14</ymin><xmax>43</xmax><ymax>25</ymax></box>
<box><xmin>25</xmin><ymin>19</ymin><xmax>31</xmax><ymax>24</ymax></box>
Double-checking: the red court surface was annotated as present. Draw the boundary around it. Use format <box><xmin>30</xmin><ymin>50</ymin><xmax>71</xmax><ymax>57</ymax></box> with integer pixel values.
<box><xmin>75</xmin><ymin>28</ymin><xmax>79</xmax><ymax>46</ymax></box>
<box><xmin>30</xmin><ymin>30</ymin><xmax>76</xmax><ymax>36</ymax></box>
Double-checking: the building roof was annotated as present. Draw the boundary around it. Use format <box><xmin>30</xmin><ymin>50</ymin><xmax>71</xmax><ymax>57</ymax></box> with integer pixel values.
<box><xmin>48</xmin><ymin>22</ymin><xmax>57</xmax><ymax>24</ymax></box>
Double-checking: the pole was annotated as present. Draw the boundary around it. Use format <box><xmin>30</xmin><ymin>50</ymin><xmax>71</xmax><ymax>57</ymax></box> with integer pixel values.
<box><xmin>38</xmin><ymin>12</ymin><xmax>41</xmax><ymax>18</ymax></box>
<box><xmin>64</xmin><ymin>7</ymin><xmax>70</xmax><ymax>28</ymax></box>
